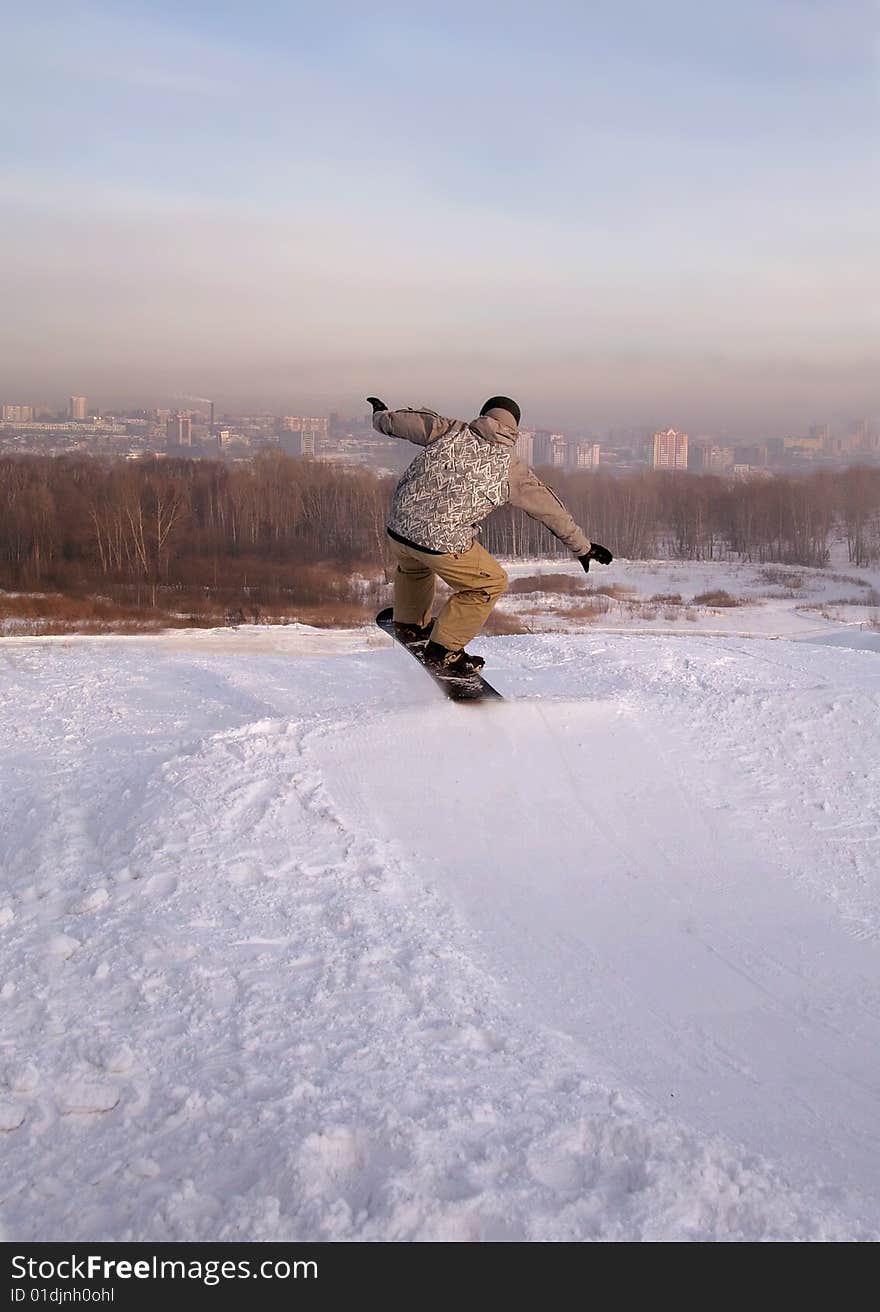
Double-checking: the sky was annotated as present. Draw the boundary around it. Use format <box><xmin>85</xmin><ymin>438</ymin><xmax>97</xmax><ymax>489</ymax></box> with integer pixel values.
<box><xmin>1</xmin><ymin>1</ymin><xmax>877</xmax><ymax>435</ymax></box>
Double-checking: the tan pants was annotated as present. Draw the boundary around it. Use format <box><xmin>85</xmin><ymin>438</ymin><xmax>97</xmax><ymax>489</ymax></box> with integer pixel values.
<box><xmin>389</xmin><ymin>536</ymin><xmax>508</xmax><ymax>650</ymax></box>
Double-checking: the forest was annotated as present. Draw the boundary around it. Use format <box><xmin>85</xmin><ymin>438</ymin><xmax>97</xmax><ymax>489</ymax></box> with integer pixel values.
<box><xmin>1</xmin><ymin>453</ymin><xmax>879</xmax><ymax>629</ymax></box>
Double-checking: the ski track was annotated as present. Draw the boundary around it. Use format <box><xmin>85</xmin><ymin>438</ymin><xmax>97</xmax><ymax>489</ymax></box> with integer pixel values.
<box><xmin>1</xmin><ymin>631</ymin><xmax>879</xmax><ymax>1240</ymax></box>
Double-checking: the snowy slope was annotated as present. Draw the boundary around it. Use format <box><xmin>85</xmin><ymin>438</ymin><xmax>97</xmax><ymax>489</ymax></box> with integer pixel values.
<box><xmin>1</xmin><ymin>625</ymin><xmax>879</xmax><ymax>1241</ymax></box>
<box><xmin>498</xmin><ymin>556</ymin><xmax>880</xmax><ymax>644</ymax></box>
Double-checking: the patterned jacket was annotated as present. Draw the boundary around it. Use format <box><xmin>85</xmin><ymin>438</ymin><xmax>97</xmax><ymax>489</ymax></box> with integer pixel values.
<box><xmin>375</xmin><ymin>406</ymin><xmax>592</xmax><ymax>556</ymax></box>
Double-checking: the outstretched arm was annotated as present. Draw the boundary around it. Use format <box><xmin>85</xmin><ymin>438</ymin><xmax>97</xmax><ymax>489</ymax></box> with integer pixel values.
<box><xmin>507</xmin><ymin>457</ymin><xmax>592</xmax><ymax>555</ymax></box>
<box><xmin>367</xmin><ymin>397</ymin><xmax>456</xmax><ymax>447</ymax></box>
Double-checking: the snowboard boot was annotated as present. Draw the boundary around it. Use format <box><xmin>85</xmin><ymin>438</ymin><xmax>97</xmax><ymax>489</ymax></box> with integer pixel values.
<box><xmin>424</xmin><ymin>640</ymin><xmax>485</xmax><ymax>677</ymax></box>
<box><xmin>393</xmin><ymin>619</ymin><xmax>433</xmax><ymax>646</ymax></box>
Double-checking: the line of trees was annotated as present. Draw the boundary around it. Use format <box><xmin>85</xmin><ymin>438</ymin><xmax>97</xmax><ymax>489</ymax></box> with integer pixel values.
<box><xmin>483</xmin><ymin>466</ymin><xmax>880</xmax><ymax>568</ymax></box>
<box><xmin>1</xmin><ymin>455</ymin><xmax>879</xmax><ymax>614</ymax></box>
<box><xmin>0</xmin><ymin>454</ymin><xmax>391</xmax><ymax>608</ymax></box>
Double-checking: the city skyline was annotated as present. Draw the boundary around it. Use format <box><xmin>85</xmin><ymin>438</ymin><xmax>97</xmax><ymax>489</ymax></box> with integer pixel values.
<box><xmin>2</xmin><ymin>389</ymin><xmax>875</xmax><ymax>441</ymax></box>
<box><xmin>2</xmin><ymin>2</ymin><xmax>877</xmax><ymax>436</ymax></box>
<box><xmin>2</xmin><ymin>388</ymin><xmax>876</xmax><ymax>478</ymax></box>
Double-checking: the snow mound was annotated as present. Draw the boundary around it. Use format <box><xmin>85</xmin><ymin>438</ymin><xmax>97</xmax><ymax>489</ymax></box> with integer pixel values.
<box><xmin>1</xmin><ymin>626</ymin><xmax>879</xmax><ymax>1240</ymax></box>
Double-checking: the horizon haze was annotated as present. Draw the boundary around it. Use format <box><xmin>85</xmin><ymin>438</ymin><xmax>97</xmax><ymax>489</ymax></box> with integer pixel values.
<box><xmin>2</xmin><ymin>1</ymin><xmax>877</xmax><ymax>436</ymax></box>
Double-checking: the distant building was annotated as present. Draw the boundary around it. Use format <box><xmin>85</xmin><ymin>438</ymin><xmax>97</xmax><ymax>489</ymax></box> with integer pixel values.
<box><xmin>851</xmin><ymin>418</ymin><xmax>877</xmax><ymax>453</ymax></box>
<box><xmin>783</xmin><ymin>436</ymin><xmax>822</xmax><ymax>453</ymax></box>
<box><xmin>166</xmin><ymin>412</ymin><xmax>192</xmax><ymax>446</ymax></box>
<box><xmin>68</xmin><ymin>395</ymin><xmax>88</xmax><ymax>420</ymax></box>
<box><xmin>652</xmin><ymin>428</ymin><xmax>688</xmax><ymax>470</ymax></box>
<box><xmin>279</xmin><ymin>416</ymin><xmax>329</xmax><ymax>457</ymax></box>
<box><xmin>1</xmin><ymin>404</ymin><xmax>35</xmax><ymax>422</ymax></box>
<box><xmin>533</xmin><ymin>431</ymin><xmax>567</xmax><ymax>467</ymax></box>
<box><xmin>710</xmin><ymin>445</ymin><xmax>734</xmax><ymax>471</ymax></box>
<box><xmin>280</xmin><ymin>429</ymin><xmax>317</xmax><ymax>457</ymax></box>
<box><xmin>532</xmin><ymin>431</ymin><xmax>552</xmax><ymax>465</ymax></box>
<box><xmin>572</xmin><ymin>441</ymin><xmax>601</xmax><ymax>470</ymax></box>
<box><xmin>280</xmin><ymin>416</ymin><xmax>328</xmax><ymax>435</ymax></box>
<box><xmin>514</xmin><ymin>429</ymin><xmax>534</xmax><ymax>464</ymax></box>
<box><xmin>551</xmin><ymin>437</ymin><xmax>569</xmax><ymax>466</ymax></box>
<box><xmin>733</xmin><ymin>444</ymin><xmax>768</xmax><ymax>468</ymax></box>
<box><xmin>689</xmin><ymin>443</ymin><xmax>734</xmax><ymax>472</ymax></box>
<box><xmin>607</xmin><ymin>426</ymin><xmax>653</xmax><ymax>458</ymax></box>
<box><xmin>826</xmin><ymin>433</ymin><xmax>861</xmax><ymax>457</ymax></box>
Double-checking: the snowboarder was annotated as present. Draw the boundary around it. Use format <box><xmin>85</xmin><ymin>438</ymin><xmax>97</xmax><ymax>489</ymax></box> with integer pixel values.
<box><xmin>367</xmin><ymin>395</ymin><xmax>613</xmax><ymax>674</ymax></box>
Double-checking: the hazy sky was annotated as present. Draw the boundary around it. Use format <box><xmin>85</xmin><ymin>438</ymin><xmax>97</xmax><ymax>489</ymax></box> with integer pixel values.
<box><xmin>2</xmin><ymin>1</ymin><xmax>877</xmax><ymax>434</ymax></box>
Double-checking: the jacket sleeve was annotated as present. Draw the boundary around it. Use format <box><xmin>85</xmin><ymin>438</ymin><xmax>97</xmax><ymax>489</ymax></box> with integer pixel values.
<box><xmin>507</xmin><ymin>456</ymin><xmax>591</xmax><ymax>555</ymax></box>
<box><xmin>372</xmin><ymin>407</ymin><xmax>456</xmax><ymax>446</ymax></box>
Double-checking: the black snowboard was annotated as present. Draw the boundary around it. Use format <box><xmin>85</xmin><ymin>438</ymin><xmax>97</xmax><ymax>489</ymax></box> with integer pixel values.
<box><xmin>376</xmin><ymin>608</ymin><xmax>503</xmax><ymax>702</ymax></box>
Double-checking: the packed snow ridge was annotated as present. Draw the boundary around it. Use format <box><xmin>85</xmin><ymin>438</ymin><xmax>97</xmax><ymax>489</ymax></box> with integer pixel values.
<box><xmin>2</xmin><ymin>604</ymin><xmax>880</xmax><ymax>1240</ymax></box>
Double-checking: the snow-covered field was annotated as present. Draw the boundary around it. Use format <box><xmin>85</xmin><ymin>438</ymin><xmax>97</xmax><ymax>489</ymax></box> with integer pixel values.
<box><xmin>497</xmin><ymin>556</ymin><xmax>880</xmax><ymax>644</ymax></box>
<box><xmin>2</xmin><ymin>586</ymin><xmax>880</xmax><ymax>1240</ymax></box>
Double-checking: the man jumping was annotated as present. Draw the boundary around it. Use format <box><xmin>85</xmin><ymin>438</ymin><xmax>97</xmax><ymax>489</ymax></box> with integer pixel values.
<box><xmin>368</xmin><ymin>395</ymin><xmax>613</xmax><ymax>675</ymax></box>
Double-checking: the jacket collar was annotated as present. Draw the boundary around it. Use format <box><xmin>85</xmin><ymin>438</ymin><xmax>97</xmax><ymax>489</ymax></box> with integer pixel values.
<box><xmin>469</xmin><ymin>409</ymin><xmax>519</xmax><ymax>447</ymax></box>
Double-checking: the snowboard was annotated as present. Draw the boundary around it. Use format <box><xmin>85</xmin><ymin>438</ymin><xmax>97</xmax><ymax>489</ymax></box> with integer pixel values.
<box><xmin>376</xmin><ymin>608</ymin><xmax>503</xmax><ymax>702</ymax></box>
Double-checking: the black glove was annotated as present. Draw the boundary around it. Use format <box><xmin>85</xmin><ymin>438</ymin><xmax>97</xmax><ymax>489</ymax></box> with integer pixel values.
<box><xmin>579</xmin><ymin>543</ymin><xmax>613</xmax><ymax>573</ymax></box>
<box><xmin>366</xmin><ymin>397</ymin><xmax>388</xmax><ymax>413</ymax></box>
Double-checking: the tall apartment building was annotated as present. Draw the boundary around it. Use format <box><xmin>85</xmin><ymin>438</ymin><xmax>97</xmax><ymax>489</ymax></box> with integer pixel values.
<box><xmin>571</xmin><ymin>441</ymin><xmax>601</xmax><ymax>469</ymax></box>
<box><xmin>514</xmin><ymin>429</ymin><xmax>534</xmax><ymax>464</ymax></box>
<box><xmin>166</xmin><ymin>412</ymin><xmax>192</xmax><ymax>446</ymax></box>
<box><xmin>1</xmin><ymin>404</ymin><xmax>35</xmax><ymax>422</ymax></box>
<box><xmin>652</xmin><ymin>428</ymin><xmax>688</xmax><ymax>470</ymax></box>
<box><xmin>279</xmin><ymin>416</ymin><xmax>329</xmax><ymax>457</ymax></box>
<box><xmin>68</xmin><ymin>395</ymin><xmax>88</xmax><ymax>420</ymax></box>
<box><xmin>281</xmin><ymin>429</ymin><xmax>318</xmax><ymax>457</ymax></box>
<box><xmin>533</xmin><ymin>431</ymin><xmax>568</xmax><ymax>467</ymax></box>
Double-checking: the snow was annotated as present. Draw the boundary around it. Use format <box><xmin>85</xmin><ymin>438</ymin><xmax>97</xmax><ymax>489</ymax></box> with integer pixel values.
<box><xmin>498</xmin><ymin>556</ymin><xmax>880</xmax><ymax>648</ymax></box>
<box><xmin>2</xmin><ymin>614</ymin><xmax>880</xmax><ymax>1241</ymax></box>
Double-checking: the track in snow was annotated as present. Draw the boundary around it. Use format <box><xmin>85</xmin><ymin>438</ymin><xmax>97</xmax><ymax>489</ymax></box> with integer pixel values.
<box><xmin>312</xmin><ymin>651</ymin><xmax>880</xmax><ymax>1206</ymax></box>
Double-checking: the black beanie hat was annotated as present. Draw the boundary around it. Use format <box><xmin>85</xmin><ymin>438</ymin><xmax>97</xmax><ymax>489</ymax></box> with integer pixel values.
<box><xmin>480</xmin><ymin>395</ymin><xmax>521</xmax><ymax>427</ymax></box>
